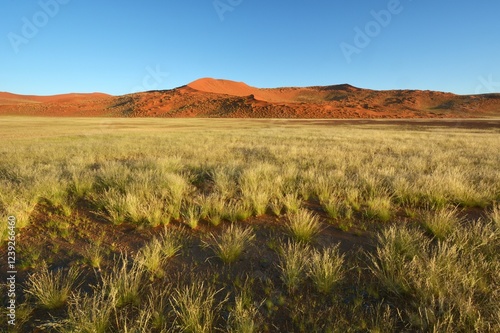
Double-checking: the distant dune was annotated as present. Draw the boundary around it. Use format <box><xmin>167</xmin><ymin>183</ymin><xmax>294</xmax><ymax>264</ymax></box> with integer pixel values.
<box><xmin>0</xmin><ymin>92</ymin><xmax>110</xmax><ymax>105</ymax></box>
<box><xmin>187</xmin><ymin>78</ymin><xmax>258</xmax><ymax>97</ymax></box>
<box><xmin>1</xmin><ymin>79</ymin><xmax>499</xmax><ymax>118</ymax></box>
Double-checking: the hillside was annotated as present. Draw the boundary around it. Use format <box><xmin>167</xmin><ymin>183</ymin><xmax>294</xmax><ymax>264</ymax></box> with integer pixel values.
<box><xmin>1</xmin><ymin>78</ymin><xmax>500</xmax><ymax>118</ymax></box>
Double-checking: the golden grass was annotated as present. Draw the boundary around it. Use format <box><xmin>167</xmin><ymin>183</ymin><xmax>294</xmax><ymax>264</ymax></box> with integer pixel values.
<box><xmin>205</xmin><ymin>224</ymin><xmax>255</xmax><ymax>263</ymax></box>
<box><xmin>24</xmin><ymin>262</ymin><xmax>81</xmax><ymax>310</ymax></box>
<box><xmin>2</xmin><ymin>118</ymin><xmax>499</xmax><ymax>241</ymax></box>
<box><xmin>1</xmin><ymin>117</ymin><xmax>499</xmax><ymax>331</ymax></box>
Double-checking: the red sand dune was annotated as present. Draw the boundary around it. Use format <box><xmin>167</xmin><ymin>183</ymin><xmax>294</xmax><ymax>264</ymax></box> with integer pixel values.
<box><xmin>188</xmin><ymin>78</ymin><xmax>258</xmax><ymax>97</ymax></box>
<box><xmin>0</xmin><ymin>92</ymin><xmax>110</xmax><ymax>105</ymax></box>
<box><xmin>1</xmin><ymin>79</ymin><xmax>499</xmax><ymax>118</ymax></box>
<box><xmin>187</xmin><ymin>78</ymin><xmax>358</xmax><ymax>103</ymax></box>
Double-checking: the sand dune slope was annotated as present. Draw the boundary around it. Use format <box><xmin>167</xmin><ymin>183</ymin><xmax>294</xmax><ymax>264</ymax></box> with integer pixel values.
<box><xmin>1</xmin><ymin>79</ymin><xmax>499</xmax><ymax>118</ymax></box>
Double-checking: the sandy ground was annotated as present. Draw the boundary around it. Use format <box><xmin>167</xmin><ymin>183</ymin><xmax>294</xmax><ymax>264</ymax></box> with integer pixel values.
<box><xmin>1</xmin><ymin>78</ymin><xmax>500</xmax><ymax>118</ymax></box>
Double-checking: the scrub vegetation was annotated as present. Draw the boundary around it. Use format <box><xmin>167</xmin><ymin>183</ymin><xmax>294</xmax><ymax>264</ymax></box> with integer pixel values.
<box><xmin>0</xmin><ymin>117</ymin><xmax>499</xmax><ymax>332</ymax></box>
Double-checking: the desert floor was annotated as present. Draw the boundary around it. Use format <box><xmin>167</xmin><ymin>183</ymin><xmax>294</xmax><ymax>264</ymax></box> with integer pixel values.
<box><xmin>1</xmin><ymin>117</ymin><xmax>499</xmax><ymax>332</ymax></box>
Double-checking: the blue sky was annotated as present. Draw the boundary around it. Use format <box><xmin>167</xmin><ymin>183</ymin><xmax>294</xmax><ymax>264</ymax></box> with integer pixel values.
<box><xmin>1</xmin><ymin>0</ymin><xmax>499</xmax><ymax>96</ymax></box>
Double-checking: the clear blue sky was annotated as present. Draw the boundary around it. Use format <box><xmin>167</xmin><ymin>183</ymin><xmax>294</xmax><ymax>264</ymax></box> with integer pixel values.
<box><xmin>1</xmin><ymin>0</ymin><xmax>499</xmax><ymax>96</ymax></box>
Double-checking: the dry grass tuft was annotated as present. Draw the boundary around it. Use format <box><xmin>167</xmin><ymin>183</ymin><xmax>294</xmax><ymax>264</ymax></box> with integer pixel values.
<box><xmin>286</xmin><ymin>209</ymin><xmax>322</xmax><ymax>243</ymax></box>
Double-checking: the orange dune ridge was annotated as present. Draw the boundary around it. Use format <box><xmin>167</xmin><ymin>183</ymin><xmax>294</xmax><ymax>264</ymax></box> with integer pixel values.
<box><xmin>1</xmin><ymin>78</ymin><xmax>499</xmax><ymax>118</ymax></box>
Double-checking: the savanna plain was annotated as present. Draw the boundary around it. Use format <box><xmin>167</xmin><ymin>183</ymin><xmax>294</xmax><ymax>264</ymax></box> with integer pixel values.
<box><xmin>0</xmin><ymin>117</ymin><xmax>499</xmax><ymax>332</ymax></box>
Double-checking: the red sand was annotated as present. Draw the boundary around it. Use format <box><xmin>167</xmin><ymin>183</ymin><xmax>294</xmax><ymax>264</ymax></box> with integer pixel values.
<box><xmin>0</xmin><ymin>92</ymin><xmax>110</xmax><ymax>105</ymax></box>
<box><xmin>1</xmin><ymin>79</ymin><xmax>499</xmax><ymax>118</ymax></box>
<box><xmin>188</xmin><ymin>78</ymin><xmax>258</xmax><ymax>97</ymax></box>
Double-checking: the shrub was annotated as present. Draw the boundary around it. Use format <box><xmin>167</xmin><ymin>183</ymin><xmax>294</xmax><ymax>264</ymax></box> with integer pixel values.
<box><xmin>135</xmin><ymin>240</ymin><xmax>167</xmax><ymax>280</ymax></box>
<box><xmin>83</xmin><ymin>242</ymin><xmax>105</xmax><ymax>269</ymax></box>
<box><xmin>146</xmin><ymin>287</ymin><xmax>172</xmax><ymax>331</ymax></box>
<box><xmin>368</xmin><ymin>226</ymin><xmax>429</xmax><ymax>296</ymax></box>
<box><xmin>286</xmin><ymin>209</ymin><xmax>321</xmax><ymax>243</ymax></box>
<box><xmin>102</xmin><ymin>255</ymin><xmax>144</xmax><ymax>308</ymax></box>
<box><xmin>170</xmin><ymin>282</ymin><xmax>225</xmax><ymax>333</ymax></box>
<box><xmin>158</xmin><ymin>226</ymin><xmax>183</xmax><ymax>258</ymax></box>
<box><xmin>182</xmin><ymin>202</ymin><xmax>202</xmax><ymax>229</ymax></box>
<box><xmin>164</xmin><ymin>172</ymin><xmax>192</xmax><ymax>219</ymax></box>
<box><xmin>227</xmin><ymin>285</ymin><xmax>260</xmax><ymax>333</ymax></box>
<box><xmin>281</xmin><ymin>192</ymin><xmax>302</xmax><ymax>214</ymax></box>
<box><xmin>224</xmin><ymin>200</ymin><xmax>252</xmax><ymax>223</ymax></box>
<box><xmin>199</xmin><ymin>194</ymin><xmax>226</xmax><ymax>226</ymax></box>
<box><xmin>268</xmin><ymin>197</ymin><xmax>283</xmax><ymax>216</ymax></box>
<box><xmin>210</xmin><ymin>166</ymin><xmax>239</xmax><ymax>199</ymax></box>
<box><xmin>278</xmin><ymin>241</ymin><xmax>311</xmax><ymax>293</ymax></box>
<box><xmin>322</xmin><ymin>197</ymin><xmax>340</xmax><ymax>220</ymax></box>
<box><xmin>207</xmin><ymin>224</ymin><xmax>255</xmax><ymax>264</ymax></box>
<box><xmin>25</xmin><ymin>262</ymin><xmax>81</xmax><ymax>309</ymax></box>
<box><xmin>308</xmin><ymin>244</ymin><xmax>346</xmax><ymax>294</ymax></box>
<box><xmin>64</xmin><ymin>289</ymin><xmax>115</xmax><ymax>333</ymax></box>
<box><xmin>420</xmin><ymin>206</ymin><xmax>460</xmax><ymax>240</ymax></box>
<box><xmin>97</xmin><ymin>189</ymin><xmax>128</xmax><ymax>224</ymax></box>
<box><xmin>365</xmin><ymin>196</ymin><xmax>392</xmax><ymax>222</ymax></box>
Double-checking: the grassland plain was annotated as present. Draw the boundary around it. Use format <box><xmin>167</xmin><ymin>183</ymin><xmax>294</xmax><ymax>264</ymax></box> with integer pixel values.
<box><xmin>0</xmin><ymin>116</ymin><xmax>499</xmax><ymax>332</ymax></box>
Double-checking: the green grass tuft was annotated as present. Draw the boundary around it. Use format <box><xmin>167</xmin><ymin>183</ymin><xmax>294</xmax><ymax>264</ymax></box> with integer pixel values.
<box><xmin>25</xmin><ymin>262</ymin><xmax>81</xmax><ymax>310</ymax></box>
<box><xmin>308</xmin><ymin>244</ymin><xmax>346</xmax><ymax>294</ymax></box>
<box><xmin>420</xmin><ymin>206</ymin><xmax>460</xmax><ymax>240</ymax></box>
<box><xmin>286</xmin><ymin>209</ymin><xmax>322</xmax><ymax>243</ymax></box>
<box><xmin>207</xmin><ymin>224</ymin><xmax>255</xmax><ymax>264</ymax></box>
